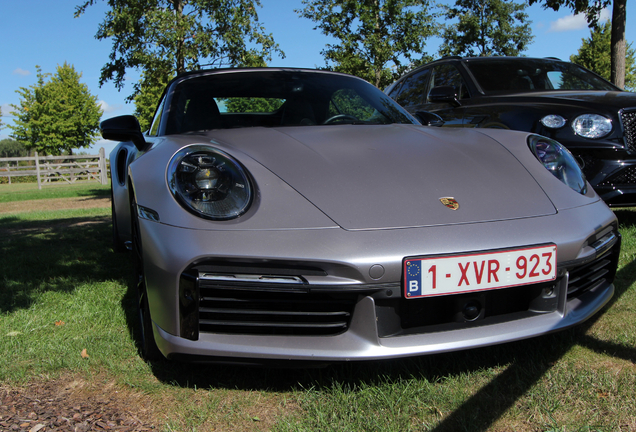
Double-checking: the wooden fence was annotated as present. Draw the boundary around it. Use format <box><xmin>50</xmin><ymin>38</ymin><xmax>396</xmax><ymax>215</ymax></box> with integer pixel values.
<box><xmin>0</xmin><ymin>148</ymin><xmax>108</xmax><ymax>189</ymax></box>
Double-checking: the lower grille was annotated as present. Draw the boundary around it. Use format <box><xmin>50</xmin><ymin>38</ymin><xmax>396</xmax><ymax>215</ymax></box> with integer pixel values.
<box><xmin>621</xmin><ymin>109</ymin><xmax>636</xmax><ymax>153</ymax></box>
<box><xmin>198</xmin><ymin>284</ymin><xmax>358</xmax><ymax>336</ymax></box>
<box><xmin>395</xmin><ymin>281</ymin><xmax>555</xmax><ymax>335</ymax></box>
<box><xmin>598</xmin><ymin>165</ymin><xmax>636</xmax><ymax>186</ymax></box>
<box><xmin>565</xmin><ymin>246</ymin><xmax>619</xmax><ymax>299</ymax></box>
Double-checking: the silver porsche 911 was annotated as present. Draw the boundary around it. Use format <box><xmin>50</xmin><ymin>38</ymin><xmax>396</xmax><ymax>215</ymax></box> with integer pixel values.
<box><xmin>102</xmin><ymin>68</ymin><xmax>620</xmax><ymax>363</ymax></box>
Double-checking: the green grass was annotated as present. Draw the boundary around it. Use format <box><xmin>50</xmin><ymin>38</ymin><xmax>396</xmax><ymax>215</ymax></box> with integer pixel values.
<box><xmin>0</xmin><ymin>181</ymin><xmax>110</xmax><ymax>203</ymax></box>
<box><xmin>1</xmin><ymin>200</ymin><xmax>635</xmax><ymax>431</ymax></box>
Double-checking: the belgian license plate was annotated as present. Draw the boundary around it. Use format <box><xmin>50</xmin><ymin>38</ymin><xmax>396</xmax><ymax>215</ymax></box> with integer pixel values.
<box><xmin>404</xmin><ymin>244</ymin><xmax>557</xmax><ymax>299</ymax></box>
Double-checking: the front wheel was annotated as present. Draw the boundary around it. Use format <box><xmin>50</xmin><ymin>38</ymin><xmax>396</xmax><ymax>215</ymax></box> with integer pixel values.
<box><xmin>130</xmin><ymin>194</ymin><xmax>162</xmax><ymax>361</ymax></box>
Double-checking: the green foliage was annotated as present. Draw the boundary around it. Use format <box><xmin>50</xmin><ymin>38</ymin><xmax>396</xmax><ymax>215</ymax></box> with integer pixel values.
<box><xmin>297</xmin><ymin>0</ymin><xmax>437</xmax><ymax>89</ymax></box>
<box><xmin>570</xmin><ymin>20</ymin><xmax>636</xmax><ymax>91</ymax></box>
<box><xmin>8</xmin><ymin>64</ymin><xmax>103</xmax><ymax>156</ymax></box>
<box><xmin>329</xmin><ymin>89</ymin><xmax>376</xmax><ymax>120</ymax></box>
<box><xmin>0</xmin><ymin>139</ymin><xmax>27</xmax><ymax>158</ymax></box>
<box><xmin>222</xmin><ymin>97</ymin><xmax>284</xmax><ymax>113</ymax></box>
<box><xmin>75</xmin><ymin>0</ymin><xmax>284</xmax><ymax>104</ymax></box>
<box><xmin>439</xmin><ymin>0</ymin><xmax>534</xmax><ymax>57</ymax></box>
<box><xmin>133</xmin><ymin>71</ymin><xmax>173</xmax><ymax>132</ymax></box>
<box><xmin>527</xmin><ymin>0</ymin><xmax>610</xmax><ymax>27</ymax></box>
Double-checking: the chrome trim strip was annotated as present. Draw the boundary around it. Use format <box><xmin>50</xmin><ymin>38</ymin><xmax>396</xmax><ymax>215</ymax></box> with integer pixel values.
<box><xmin>199</xmin><ymin>273</ymin><xmax>305</xmax><ymax>284</ymax></box>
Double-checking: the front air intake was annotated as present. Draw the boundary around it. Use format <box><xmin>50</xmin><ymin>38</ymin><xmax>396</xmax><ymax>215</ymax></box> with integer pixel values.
<box><xmin>197</xmin><ymin>282</ymin><xmax>357</xmax><ymax>336</ymax></box>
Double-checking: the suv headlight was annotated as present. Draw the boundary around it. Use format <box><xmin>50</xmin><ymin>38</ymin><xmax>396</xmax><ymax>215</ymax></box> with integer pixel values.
<box><xmin>572</xmin><ymin>114</ymin><xmax>612</xmax><ymax>138</ymax></box>
<box><xmin>528</xmin><ymin>135</ymin><xmax>587</xmax><ymax>195</ymax></box>
<box><xmin>168</xmin><ymin>145</ymin><xmax>253</xmax><ymax>220</ymax></box>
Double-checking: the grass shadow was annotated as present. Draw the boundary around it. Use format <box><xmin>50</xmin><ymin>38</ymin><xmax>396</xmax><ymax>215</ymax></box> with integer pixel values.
<box><xmin>0</xmin><ymin>214</ymin><xmax>129</xmax><ymax>313</ymax></box>
<box><xmin>613</xmin><ymin>208</ymin><xmax>636</xmax><ymax>229</ymax></box>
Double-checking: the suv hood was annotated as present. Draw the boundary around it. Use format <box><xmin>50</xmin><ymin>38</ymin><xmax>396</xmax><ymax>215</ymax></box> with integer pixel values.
<box><xmin>490</xmin><ymin>90</ymin><xmax>636</xmax><ymax>110</ymax></box>
<box><xmin>208</xmin><ymin>124</ymin><xmax>556</xmax><ymax>230</ymax></box>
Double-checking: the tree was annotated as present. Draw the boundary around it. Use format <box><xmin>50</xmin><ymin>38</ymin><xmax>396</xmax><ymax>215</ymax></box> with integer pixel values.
<box><xmin>9</xmin><ymin>67</ymin><xmax>49</xmax><ymax>153</ymax></box>
<box><xmin>133</xmin><ymin>71</ymin><xmax>173</xmax><ymax>132</ymax></box>
<box><xmin>0</xmin><ymin>139</ymin><xmax>27</xmax><ymax>158</ymax></box>
<box><xmin>439</xmin><ymin>0</ymin><xmax>533</xmax><ymax>57</ymax></box>
<box><xmin>297</xmin><ymin>0</ymin><xmax>437</xmax><ymax>89</ymax></box>
<box><xmin>223</xmin><ymin>97</ymin><xmax>284</xmax><ymax>113</ymax></box>
<box><xmin>75</xmin><ymin>0</ymin><xmax>283</xmax><ymax>104</ymax></box>
<box><xmin>528</xmin><ymin>0</ymin><xmax>627</xmax><ymax>89</ymax></box>
<box><xmin>9</xmin><ymin>64</ymin><xmax>103</xmax><ymax>156</ymax></box>
<box><xmin>570</xmin><ymin>20</ymin><xmax>635</xmax><ymax>90</ymax></box>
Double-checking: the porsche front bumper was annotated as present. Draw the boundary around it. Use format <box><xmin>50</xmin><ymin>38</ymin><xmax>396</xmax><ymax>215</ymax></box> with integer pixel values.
<box><xmin>138</xmin><ymin>200</ymin><xmax>619</xmax><ymax>362</ymax></box>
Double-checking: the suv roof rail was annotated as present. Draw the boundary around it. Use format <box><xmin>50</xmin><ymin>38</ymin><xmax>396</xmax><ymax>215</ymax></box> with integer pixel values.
<box><xmin>544</xmin><ymin>57</ymin><xmax>562</xmax><ymax>61</ymax></box>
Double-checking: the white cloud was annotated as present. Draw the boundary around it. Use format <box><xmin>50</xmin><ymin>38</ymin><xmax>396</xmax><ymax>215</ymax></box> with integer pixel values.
<box><xmin>599</xmin><ymin>8</ymin><xmax>612</xmax><ymax>23</ymax></box>
<box><xmin>548</xmin><ymin>9</ymin><xmax>611</xmax><ymax>32</ymax></box>
<box><xmin>1</xmin><ymin>103</ymin><xmax>15</xmax><ymax>118</ymax></box>
<box><xmin>99</xmin><ymin>100</ymin><xmax>124</xmax><ymax>114</ymax></box>
<box><xmin>12</xmin><ymin>68</ymin><xmax>31</xmax><ymax>76</ymax></box>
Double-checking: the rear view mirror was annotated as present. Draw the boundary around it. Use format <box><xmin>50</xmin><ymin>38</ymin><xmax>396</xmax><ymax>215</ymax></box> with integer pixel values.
<box><xmin>100</xmin><ymin>115</ymin><xmax>148</xmax><ymax>151</ymax></box>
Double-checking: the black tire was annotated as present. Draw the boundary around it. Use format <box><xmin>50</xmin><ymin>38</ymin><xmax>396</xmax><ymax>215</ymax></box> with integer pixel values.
<box><xmin>130</xmin><ymin>194</ymin><xmax>163</xmax><ymax>361</ymax></box>
<box><xmin>111</xmin><ymin>185</ymin><xmax>126</xmax><ymax>253</ymax></box>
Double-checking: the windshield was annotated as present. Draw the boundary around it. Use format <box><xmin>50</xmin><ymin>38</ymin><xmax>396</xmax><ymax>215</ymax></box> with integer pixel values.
<box><xmin>164</xmin><ymin>70</ymin><xmax>416</xmax><ymax>134</ymax></box>
<box><xmin>465</xmin><ymin>59</ymin><xmax>618</xmax><ymax>95</ymax></box>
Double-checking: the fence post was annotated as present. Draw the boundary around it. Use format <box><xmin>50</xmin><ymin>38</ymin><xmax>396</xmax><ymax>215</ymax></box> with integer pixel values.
<box><xmin>35</xmin><ymin>151</ymin><xmax>42</xmax><ymax>190</ymax></box>
<box><xmin>99</xmin><ymin>147</ymin><xmax>108</xmax><ymax>185</ymax></box>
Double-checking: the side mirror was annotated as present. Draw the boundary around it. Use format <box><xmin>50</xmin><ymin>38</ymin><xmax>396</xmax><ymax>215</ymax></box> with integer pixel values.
<box><xmin>428</xmin><ymin>86</ymin><xmax>461</xmax><ymax>107</ymax></box>
<box><xmin>415</xmin><ymin>111</ymin><xmax>445</xmax><ymax>127</ymax></box>
<box><xmin>100</xmin><ymin>115</ymin><xmax>148</xmax><ymax>151</ymax></box>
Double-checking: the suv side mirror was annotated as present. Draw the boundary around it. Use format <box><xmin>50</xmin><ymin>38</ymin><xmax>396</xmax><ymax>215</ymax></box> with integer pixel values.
<box><xmin>428</xmin><ymin>86</ymin><xmax>461</xmax><ymax>107</ymax></box>
<box><xmin>415</xmin><ymin>111</ymin><xmax>445</xmax><ymax>127</ymax></box>
<box><xmin>100</xmin><ymin>115</ymin><xmax>148</xmax><ymax>151</ymax></box>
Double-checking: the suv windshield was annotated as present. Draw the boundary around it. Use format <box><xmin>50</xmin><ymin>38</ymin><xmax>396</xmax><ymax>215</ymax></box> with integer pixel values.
<box><xmin>465</xmin><ymin>59</ymin><xmax>617</xmax><ymax>95</ymax></box>
<box><xmin>165</xmin><ymin>70</ymin><xmax>416</xmax><ymax>134</ymax></box>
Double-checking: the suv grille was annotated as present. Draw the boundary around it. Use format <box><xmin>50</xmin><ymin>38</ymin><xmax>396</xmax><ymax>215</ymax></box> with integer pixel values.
<box><xmin>598</xmin><ymin>165</ymin><xmax>636</xmax><ymax>186</ymax></box>
<box><xmin>621</xmin><ymin>109</ymin><xmax>636</xmax><ymax>153</ymax></box>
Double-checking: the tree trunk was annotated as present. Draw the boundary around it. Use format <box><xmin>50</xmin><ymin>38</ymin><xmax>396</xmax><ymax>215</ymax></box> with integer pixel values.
<box><xmin>173</xmin><ymin>0</ymin><xmax>186</xmax><ymax>75</ymax></box>
<box><xmin>610</xmin><ymin>0</ymin><xmax>626</xmax><ymax>89</ymax></box>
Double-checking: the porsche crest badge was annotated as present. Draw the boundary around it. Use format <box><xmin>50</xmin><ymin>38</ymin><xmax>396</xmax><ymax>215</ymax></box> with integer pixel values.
<box><xmin>440</xmin><ymin>197</ymin><xmax>459</xmax><ymax>210</ymax></box>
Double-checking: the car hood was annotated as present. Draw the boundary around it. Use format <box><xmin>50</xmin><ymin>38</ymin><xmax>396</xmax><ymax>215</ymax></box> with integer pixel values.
<box><xmin>206</xmin><ymin>124</ymin><xmax>555</xmax><ymax>230</ymax></box>
<box><xmin>487</xmin><ymin>90</ymin><xmax>636</xmax><ymax>110</ymax></box>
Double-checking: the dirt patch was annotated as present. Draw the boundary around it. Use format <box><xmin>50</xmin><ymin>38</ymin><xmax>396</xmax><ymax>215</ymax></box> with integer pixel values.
<box><xmin>0</xmin><ymin>375</ymin><xmax>157</xmax><ymax>431</ymax></box>
<box><xmin>0</xmin><ymin>197</ymin><xmax>111</xmax><ymax>214</ymax></box>
<box><xmin>0</xmin><ymin>375</ymin><xmax>299</xmax><ymax>432</ymax></box>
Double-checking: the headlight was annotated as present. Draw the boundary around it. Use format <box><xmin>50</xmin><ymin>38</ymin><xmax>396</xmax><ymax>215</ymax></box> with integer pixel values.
<box><xmin>572</xmin><ymin>114</ymin><xmax>612</xmax><ymax>138</ymax></box>
<box><xmin>540</xmin><ymin>114</ymin><xmax>566</xmax><ymax>129</ymax></box>
<box><xmin>528</xmin><ymin>135</ymin><xmax>587</xmax><ymax>195</ymax></box>
<box><xmin>168</xmin><ymin>145</ymin><xmax>253</xmax><ymax>220</ymax></box>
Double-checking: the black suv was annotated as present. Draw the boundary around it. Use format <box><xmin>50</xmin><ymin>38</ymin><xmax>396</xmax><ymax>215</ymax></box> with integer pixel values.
<box><xmin>385</xmin><ymin>56</ymin><xmax>636</xmax><ymax>206</ymax></box>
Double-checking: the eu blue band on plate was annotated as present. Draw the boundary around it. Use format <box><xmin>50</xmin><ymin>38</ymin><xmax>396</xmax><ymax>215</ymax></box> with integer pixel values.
<box><xmin>406</xmin><ymin>260</ymin><xmax>422</xmax><ymax>297</ymax></box>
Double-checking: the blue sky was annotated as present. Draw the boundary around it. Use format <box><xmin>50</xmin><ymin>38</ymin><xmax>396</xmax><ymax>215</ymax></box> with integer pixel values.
<box><xmin>0</xmin><ymin>0</ymin><xmax>633</xmax><ymax>155</ymax></box>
